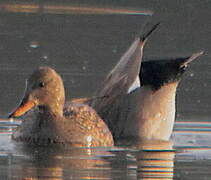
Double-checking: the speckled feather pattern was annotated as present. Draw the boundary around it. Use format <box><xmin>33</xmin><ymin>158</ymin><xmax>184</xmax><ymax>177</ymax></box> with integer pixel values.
<box><xmin>13</xmin><ymin>101</ymin><xmax>113</xmax><ymax>147</ymax></box>
<box><xmin>11</xmin><ymin>67</ymin><xmax>114</xmax><ymax>147</ymax></box>
<box><xmin>63</xmin><ymin>103</ymin><xmax>114</xmax><ymax>147</ymax></box>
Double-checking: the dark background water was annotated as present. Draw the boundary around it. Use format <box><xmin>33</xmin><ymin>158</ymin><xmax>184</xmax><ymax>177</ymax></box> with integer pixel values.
<box><xmin>0</xmin><ymin>0</ymin><xmax>210</xmax><ymax>121</ymax></box>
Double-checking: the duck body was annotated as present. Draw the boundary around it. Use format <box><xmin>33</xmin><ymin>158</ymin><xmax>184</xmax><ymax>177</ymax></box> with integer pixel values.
<box><xmin>118</xmin><ymin>80</ymin><xmax>177</xmax><ymax>141</ymax></box>
<box><xmin>91</xmin><ymin>80</ymin><xmax>177</xmax><ymax>141</ymax></box>
<box><xmin>12</xmin><ymin>103</ymin><xmax>113</xmax><ymax>147</ymax></box>
<box><xmin>91</xmin><ymin>24</ymin><xmax>203</xmax><ymax>141</ymax></box>
<box><xmin>10</xmin><ymin>67</ymin><xmax>114</xmax><ymax>147</ymax></box>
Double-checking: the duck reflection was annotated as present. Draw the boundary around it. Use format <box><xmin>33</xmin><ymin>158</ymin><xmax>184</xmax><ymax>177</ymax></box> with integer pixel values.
<box><xmin>135</xmin><ymin>140</ymin><xmax>175</xmax><ymax>180</ymax></box>
<box><xmin>5</xmin><ymin>139</ymin><xmax>175</xmax><ymax>179</ymax></box>
<box><xmin>11</xmin><ymin>145</ymin><xmax>113</xmax><ymax>180</ymax></box>
<box><xmin>103</xmin><ymin>139</ymin><xmax>175</xmax><ymax>180</ymax></box>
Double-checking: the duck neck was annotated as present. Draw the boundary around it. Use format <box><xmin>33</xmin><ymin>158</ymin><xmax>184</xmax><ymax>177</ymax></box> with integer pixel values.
<box><xmin>45</xmin><ymin>92</ymin><xmax>65</xmax><ymax>117</ymax></box>
<box><xmin>39</xmin><ymin>103</ymin><xmax>64</xmax><ymax>117</ymax></box>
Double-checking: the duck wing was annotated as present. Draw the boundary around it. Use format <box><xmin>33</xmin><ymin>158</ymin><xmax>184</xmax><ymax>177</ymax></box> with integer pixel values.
<box><xmin>91</xmin><ymin>24</ymin><xmax>159</xmax><ymax>132</ymax></box>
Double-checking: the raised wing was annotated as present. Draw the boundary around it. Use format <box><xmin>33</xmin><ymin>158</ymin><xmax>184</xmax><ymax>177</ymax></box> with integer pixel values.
<box><xmin>92</xmin><ymin>23</ymin><xmax>160</xmax><ymax>112</ymax></box>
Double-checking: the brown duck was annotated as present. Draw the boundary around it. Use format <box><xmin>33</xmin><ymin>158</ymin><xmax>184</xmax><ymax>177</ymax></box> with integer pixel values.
<box><xmin>9</xmin><ymin>67</ymin><xmax>114</xmax><ymax>147</ymax></box>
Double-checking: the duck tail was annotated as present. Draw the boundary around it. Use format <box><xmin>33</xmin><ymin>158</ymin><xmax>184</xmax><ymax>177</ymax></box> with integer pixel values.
<box><xmin>140</xmin><ymin>22</ymin><xmax>160</xmax><ymax>44</ymax></box>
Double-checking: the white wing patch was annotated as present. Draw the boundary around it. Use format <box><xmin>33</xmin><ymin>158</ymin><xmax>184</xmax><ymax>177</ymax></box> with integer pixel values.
<box><xmin>127</xmin><ymin>75</ymin><xmax>140</xmax><ymax>94</ymax></box>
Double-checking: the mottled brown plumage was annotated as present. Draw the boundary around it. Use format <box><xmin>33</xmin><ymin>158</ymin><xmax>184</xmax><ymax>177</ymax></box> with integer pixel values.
<box><xmin>9</xmin><ymin>67</ymin><xmax>113</xmax><ymax>147</ymax></box>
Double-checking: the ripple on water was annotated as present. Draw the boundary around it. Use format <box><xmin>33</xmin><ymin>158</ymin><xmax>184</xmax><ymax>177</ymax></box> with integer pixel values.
<box><xmin>0</xmin><ymin>119</ymin><xmax>211</xmax><ymax>179</ymax></box>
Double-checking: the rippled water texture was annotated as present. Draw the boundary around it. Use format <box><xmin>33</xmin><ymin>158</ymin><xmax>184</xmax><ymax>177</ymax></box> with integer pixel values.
<box><xmin>1</xmin><ymin>119</ymin><xmax>211</xmax><ymax>179</ymax></box>
<box><xmin>0</xmin><ymin>1</ymin><xmax>210</xmax><ymax>179</ymax></box>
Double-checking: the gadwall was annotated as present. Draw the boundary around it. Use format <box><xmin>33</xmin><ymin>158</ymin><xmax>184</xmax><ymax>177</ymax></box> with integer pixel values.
<box><xmin>119</xmin><ymin>52</ymin><xmax>203</xmax><ymax>141</ymax></box>
<box><xmin>9</xmin><ymin>67</ymin><xmax>114</xmax><ymax>147</ymax></box>
<box><xmin>90</xmin><ymin>24</ymin><xmax>203</xmax><ymax>141</ymax></box>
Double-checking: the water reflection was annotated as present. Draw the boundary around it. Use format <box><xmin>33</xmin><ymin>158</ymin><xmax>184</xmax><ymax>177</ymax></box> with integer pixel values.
<box><xmin>1</xmin><ymin>119</ymin><xmax>211</xmax><ymax>179</ymax></box>
<box><xmin>116</xmin><ymin>139</ymin><xmax>175</xmax><ymax>180</ymax></box>
<box><xmin>0</xmin><ymin>118</ymin><xmax>176</xmax><ymax>180</ymax></box>
<box><xmin>0</xmin><ymin>2</ymin><xmax>152</xmax><ymax>15</ymax></box>
<box><xmin>4</xmin><ymin>145</ymin><xmax>114</xmax><ymax>179</ymax></box>
<box><xmin>136</xmin><ymin>140</ymin><xmax>175</xmax><ymax>180</ymax></box>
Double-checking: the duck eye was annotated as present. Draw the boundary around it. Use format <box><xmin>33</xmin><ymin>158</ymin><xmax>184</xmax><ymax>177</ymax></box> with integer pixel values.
<box><xmin>39</xmin><ymin>82</ymin><xmax>45</xmax><ymax>87</ymax></box>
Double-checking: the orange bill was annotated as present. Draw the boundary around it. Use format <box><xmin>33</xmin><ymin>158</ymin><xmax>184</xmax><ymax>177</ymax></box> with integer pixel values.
<box><xmin>9</xmin><ymin>101</ymin><xmax>36</xmax><ymax>118</ymax></box>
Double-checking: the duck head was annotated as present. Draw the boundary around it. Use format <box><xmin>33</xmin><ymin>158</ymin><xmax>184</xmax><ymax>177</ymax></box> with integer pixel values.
<box><xmin>9</xmin><ymin>67</ymin><xmax>65</xmax><ymax>118</ymax></box>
